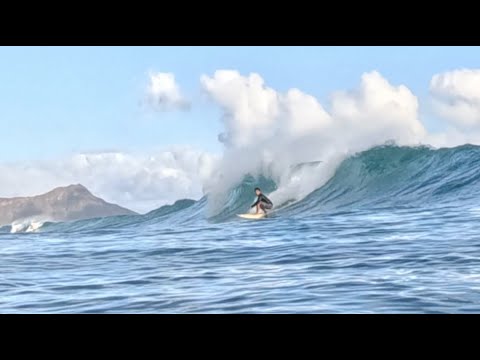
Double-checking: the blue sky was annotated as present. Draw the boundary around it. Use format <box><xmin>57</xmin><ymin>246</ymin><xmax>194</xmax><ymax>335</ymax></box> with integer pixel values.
<box><xmin>1</xmin><ymin>46</ymin><xmax>480</xmax><ymax>162</ymax></box>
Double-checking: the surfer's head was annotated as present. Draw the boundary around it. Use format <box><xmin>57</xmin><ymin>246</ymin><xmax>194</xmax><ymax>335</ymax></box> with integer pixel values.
<box><xmin>255</xmin><ymin>187</ymin><xmax>261</xmax><ymax>195</ymax></box>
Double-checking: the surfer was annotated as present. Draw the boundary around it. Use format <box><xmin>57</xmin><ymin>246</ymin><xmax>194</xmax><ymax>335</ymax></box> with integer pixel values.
<box><xmin>251</xmin><ymin>188</ymin><xmax>273</xmax><ymax>214</ymax></box>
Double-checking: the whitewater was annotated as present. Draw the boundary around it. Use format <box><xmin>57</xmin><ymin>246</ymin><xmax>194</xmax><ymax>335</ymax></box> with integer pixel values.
<box><xmin>2</xmin><ymin>144</ymin><xmax>480</xmax><ymax>313</ymax></box>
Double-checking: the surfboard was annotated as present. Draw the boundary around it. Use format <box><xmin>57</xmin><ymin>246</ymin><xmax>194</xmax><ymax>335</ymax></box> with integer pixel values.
<box><xmin>237</xmin><ymin>213</ymin><xmax>267</xmax><ymax>220</ymax></box>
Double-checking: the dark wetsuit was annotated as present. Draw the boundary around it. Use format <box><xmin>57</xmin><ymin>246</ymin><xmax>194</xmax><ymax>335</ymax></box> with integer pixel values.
<box><xmin>251</xmin><ymin>193</ymin><xmax>273</xmax><ymax>212</ymax></box>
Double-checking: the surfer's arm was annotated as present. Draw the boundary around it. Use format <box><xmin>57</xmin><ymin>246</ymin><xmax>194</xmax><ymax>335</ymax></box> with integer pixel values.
<box><xmin>250</xmin><ymin>197</ymin><xmax>260</xmax><ymax>208</ymax></box>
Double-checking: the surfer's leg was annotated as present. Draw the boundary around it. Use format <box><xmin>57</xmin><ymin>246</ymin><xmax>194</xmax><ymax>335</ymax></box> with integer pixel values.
<box><xmin>259</xmin><ymin>203</ymin><xmax>266</xmax><ymax>214</ymax></box>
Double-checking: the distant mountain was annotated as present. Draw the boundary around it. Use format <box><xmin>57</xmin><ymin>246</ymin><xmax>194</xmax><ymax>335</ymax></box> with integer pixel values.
<box><xmin>0</xmin><ymin>184</ymin><xmax>137</xmax><ymax>226</ymax></box>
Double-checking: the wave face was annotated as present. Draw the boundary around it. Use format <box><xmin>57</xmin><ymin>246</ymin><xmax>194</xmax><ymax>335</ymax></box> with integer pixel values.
<box><xmin>286</xmin><ymin>144</ymin><xmax>480</xmax><ymax>215</ymax></box>
<box><xmin>12</xmin><ymin>144</ymin><xmax>480</xmax><ymax>233</ymax></box>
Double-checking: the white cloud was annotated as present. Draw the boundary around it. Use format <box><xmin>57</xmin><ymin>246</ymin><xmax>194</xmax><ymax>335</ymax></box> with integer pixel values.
<box><xmin>200</xmin><ymin>70</ymin><xmax>281</xmax><ymax>147</ymax></box>
<box><xmin>430</xmin><ymin>69</ymin><xmax>480</xmax><ymax>128</ymax></box>
<box><xmin>147</xmin><ymin>72</ymin><xmax>190</xmax><ymax>111</ymax></box>
<box><xmin>201</xmin><ymin>70</ymin><xmax>425</xmax><ymax>151</ymax></box>
<box><xmin>0</xmin><ymin>147</ymin><xmax>218</xmax><ymax>214</ymax></box>
<box><xmin>425</xmin><ymin>127</ymin><xmax>480</xmax><ymax>148</ymax></box>
<box><xmin>330</xmin><ymin>70</ymin><xmax>426</xmax><ymax>149</ymax></box>
<box><xmin>282</xmin><ymin>88</ymin><xmax>332</xmax><ymax>137</ymax></box>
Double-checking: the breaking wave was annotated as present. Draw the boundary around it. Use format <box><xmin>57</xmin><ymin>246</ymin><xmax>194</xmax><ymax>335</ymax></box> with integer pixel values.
<box><xmin>10</xmin><ymin>144</ymin><xmax>480</xmax><ymax>233</ymax></box>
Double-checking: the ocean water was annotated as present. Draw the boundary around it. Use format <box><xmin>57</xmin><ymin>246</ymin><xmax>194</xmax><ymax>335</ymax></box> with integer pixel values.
<box><xmin>2</xmin><ymin>144</ymin><xmax>480</xmax><ymax>313</ymax></box>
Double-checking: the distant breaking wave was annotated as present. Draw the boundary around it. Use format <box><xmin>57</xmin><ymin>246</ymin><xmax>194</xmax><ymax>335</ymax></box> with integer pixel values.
<box><xmin>6</xmin><ymin>144</ymin><xmax>480</xmax><ymax>234</ymax></box>
<box><xmin>0</xmin><ymin>219</ymin><xmax>46</xmax><ymax>234</ymax></box>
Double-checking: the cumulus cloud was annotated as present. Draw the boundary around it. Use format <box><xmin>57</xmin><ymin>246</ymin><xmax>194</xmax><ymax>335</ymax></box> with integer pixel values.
<box><xmin>330</xmin><ymin>70</ymin><xmax>426</xmax><ymax>148</ymax></box>
<box><xmin>430</xmin><ymin>69</ymin><xmax>480</xmax><ymax>128</ymax></box>
<box><xmin>200</xmin><ymin>70</ymin><xmax>333</xmax><ymax>148</ymax></box>
<box><xmin>0</xmin><ymin>147</ymin><xmax>218</xmax><ymax>214</ymax></box>
<box><xmin>425</xmin><ymin>126</ymin><xmax>480</xmax><ymax>148</ymax></box>
<box><xmin>200</xmin><ymin>70</ymin><xmax>281</xmax><ymax>147</ymax></box>
<box><xmin>147</xmin><ymin>72</ymin><xmax>190</xmax><ymax>111</ymax></box>
<box><xmin>200</xmin><ymin>69</ymin><xmax>427</xmax><ymax>211</ymax></box>
<box><xmin>201</xmin><ymin>70</ymin><xmax>425</xmax><ymax>150</ymax></box>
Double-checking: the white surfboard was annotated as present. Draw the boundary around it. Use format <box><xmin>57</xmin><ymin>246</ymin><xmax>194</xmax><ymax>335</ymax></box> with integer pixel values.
<box><xmin>237</xmin><ymin>213</ymin><xmax>267</xmax><ymax>220</ymax></box>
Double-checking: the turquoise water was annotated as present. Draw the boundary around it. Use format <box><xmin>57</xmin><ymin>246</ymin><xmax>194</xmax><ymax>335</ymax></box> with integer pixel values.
<box><xmin>2</xmin><ymin>145</ymin><xmax>480</xmax><ymax>313</ymax></box>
